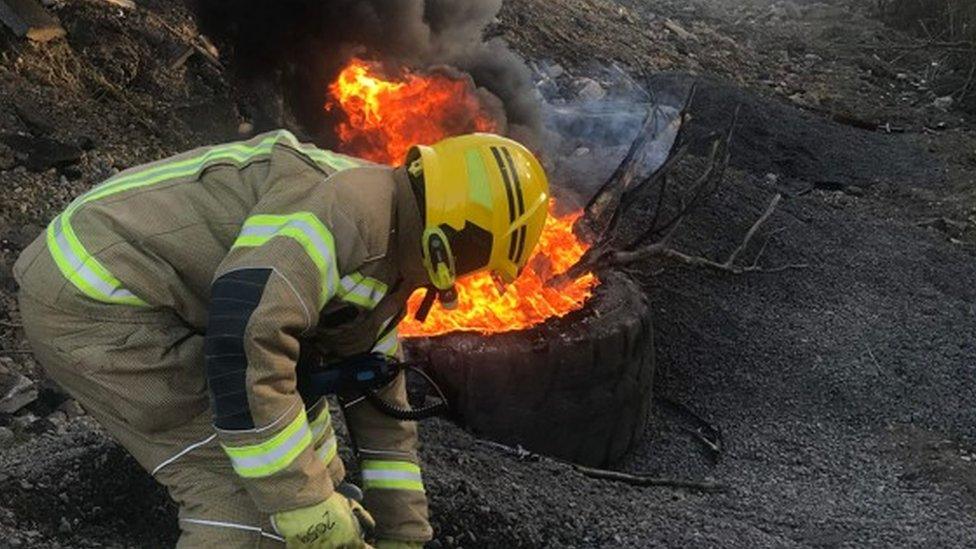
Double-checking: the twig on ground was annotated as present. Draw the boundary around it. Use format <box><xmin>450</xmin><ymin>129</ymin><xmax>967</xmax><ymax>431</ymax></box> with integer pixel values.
<box><xmin>145</xmin><ymin>12</ymin><xmax>223</xmax><ymax>70</ymax></box>
<box><xmin>954</xmin><ymin>60</ymin><xmax>976</xmax><ymax>100</ymax></box>
<box><xmin>851</xmin><ymin>41</ymin><xmax>974</xmax><ymax>52</ymax></box>
<box><xmin>0</xmin><ymin>349</ymin><xmax>32</xmax><ymax>356</ymax></box>
<box><xmin>0</xmin><ymin>321</ymin><xmax>22</xmax><ymax>328</ymax></box>
<box><xmin>474</xmin><ymin>439</ymin><xmax>725</xmax><ymax>492</ymax></box>
<box><xmin>863</xmin><ymin>340</ymin><xmax>884</xmax><ymax>376</ymax></box>
<box><xmin>572</xmin><ymin>465</ymin><xmax>727</xmax><ymax>492</ymax></box>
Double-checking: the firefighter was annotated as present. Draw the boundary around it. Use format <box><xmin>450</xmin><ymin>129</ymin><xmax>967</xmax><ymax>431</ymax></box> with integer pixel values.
<box><xmin>13</xmin><ymin>130</ymin><xmax>550</xmax><ymax>548</ymax></box>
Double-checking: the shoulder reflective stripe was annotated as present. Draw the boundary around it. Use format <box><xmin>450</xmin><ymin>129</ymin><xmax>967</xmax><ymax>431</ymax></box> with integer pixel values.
<box><xmin>298</xmin><ymin>143</ymin><xmax>364</xmax><ymax>172</ymax></box>
<box><xmin>232</xmin><ymin>213</ymin><xmax>339</xmax><ymax>308</ymax></box>
<box><xmin>316</xmin><ymin>435</ymin><xmax>338</xmax><ymax>464</ymax></box>
<box><xmin>337</xmin><ymin>272</ymin><xmax>388</xmax><ymax>310</ymax></box>
<box><xmin>46</xmin><ymin>130</ymin><xmax>355</xmax><ymax>306</ymax></box>
<box><xmin>221</xmin><ymin>411</ymin><xmax>312</xmax><ymax>479</ymax></box>
<box><xmin>361</xmin><ymin>460</ymin><xmax>424</xmax><ymax>492</ymax></box>
<box><xmin>46</xmin><ymin>215</ymin><xmax>147</xmax><ymax>306</ymax></box>
<box><xmin>70</xmin><ymin>131</ymin><xmax>340</xmax><ymax>210</ymax></box>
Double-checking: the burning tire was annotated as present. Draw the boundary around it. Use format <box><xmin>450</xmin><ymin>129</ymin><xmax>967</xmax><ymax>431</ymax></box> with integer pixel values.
<box><xmin>404</xmin><ymin>271</ymin><xmax>654</xmax><ymax>467</ymax></box>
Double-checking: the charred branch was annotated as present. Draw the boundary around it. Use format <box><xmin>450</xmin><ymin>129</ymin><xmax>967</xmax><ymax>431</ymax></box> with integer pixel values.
<box><xmin>579</xmin><ymin>84</ymin><xmax>697</xmax><ymax>244</ymax></box>
<box><xmin>603</xmin><ymin>193</ymin><xmax>808</xmax><ymax>275</ymax></box>
<box><xmin>551</xmin><ymin>103</ymin><xmax>746</xmax><ymax>286</ymax></box>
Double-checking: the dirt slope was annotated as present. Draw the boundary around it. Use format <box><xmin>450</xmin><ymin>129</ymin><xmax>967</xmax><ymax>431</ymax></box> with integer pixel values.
<box><xmin>2</xmin><ymin>0</ymin><xmax>975</xmax><ymax>547</ymax></box>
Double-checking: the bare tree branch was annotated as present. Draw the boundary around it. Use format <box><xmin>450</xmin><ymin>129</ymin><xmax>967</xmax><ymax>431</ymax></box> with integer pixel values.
<box><xmin>603</xmin><ymin>193</ymin><xmax>808</xmax><ymax>275</ymax></box>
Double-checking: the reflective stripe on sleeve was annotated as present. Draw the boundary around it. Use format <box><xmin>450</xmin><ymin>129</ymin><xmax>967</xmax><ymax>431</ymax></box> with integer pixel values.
<box><xmin>221</xmin><ymin>411</ymin><xmax>312</xmax><ymax>479</ymax></box>
<box><xmin>337</xmin><ymin>272</ymin><xmax>388</xmax><ymax>310</ymax></box>
<box><xmin>45</xmin><ymin>130</ymin><xmax>359</xmax><ymax>306</ymax></box>
<box><xmin>309</xmin><ymin>403</ymin><xmax>338</xmax><ymax>464</ymax></box>
<box><xmin>309</xmin><ymin>404</ymin><xmax>332</xmax><ymax>444</ymax></box>
<box><xmin>316</xmin><ymin>436</ymin><xmax>339</xmax><ymax>464</ymax></box>
<box><xmin>231</xmin><ymin>213</ymin><xmax>340</xmax><ymax>308</ymax></box>
<box><xmin>371</xmin><ymin>316</ymin><xmax>400</xmax><ymax>357</ymax></box>
<box><xmin>361</xmin><ymin>460</ymin><xmax>424</xmax><ymax>492</ymax></box>
<box><xmin>46</xmin><ymin>215</ymin><xmax>147</xmax><ymax>306</ymax></box>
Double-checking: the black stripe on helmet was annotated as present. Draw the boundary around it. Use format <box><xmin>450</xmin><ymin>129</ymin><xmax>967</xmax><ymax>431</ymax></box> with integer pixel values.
<box><xmin>491</xmin><ymin>146</ymin><xmax>516</xmax><ymax>224</ymax></box>
<box><xmin>501</xmin><ymin>147</ymin><xmax>526</xmax><ymax>217</ymax></box>
<box><xmin>490</xmin><ymin>146</ymin><xmax>518</xmax><ymax>261</ymax></box>
<box><xmin>515</xmin><ymin>225</ymin><xmax>528</xmax><ymax>264</ymax></box>
<box><xmin>502</xmin><ymin>146</ymin><xmax>530</xmax><ymax>263</ymax></box>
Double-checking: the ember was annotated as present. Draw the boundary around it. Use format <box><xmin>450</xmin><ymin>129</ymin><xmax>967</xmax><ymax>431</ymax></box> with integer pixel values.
<box><xmin>327</xmin><ymin>57</ymin><xmax>597</xmax><ymax>336</ymax></box>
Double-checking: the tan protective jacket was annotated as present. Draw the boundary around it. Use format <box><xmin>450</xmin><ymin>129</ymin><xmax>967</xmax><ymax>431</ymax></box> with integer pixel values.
<box><xmin>14</xmin><ymin>130</ymin><xmax>431</xmax><ymax>541</ymax></box>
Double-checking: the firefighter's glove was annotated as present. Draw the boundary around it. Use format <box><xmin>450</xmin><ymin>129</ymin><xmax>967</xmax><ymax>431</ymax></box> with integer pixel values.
<box><xmin>375</xmin><ymin>540</ymin><xmax>425</xmax><ymax>549</ymax></box>
<box><xmin>272</xmin><ymin>492</ymin><xmax>376</xmax><ymax>548</ymax></box>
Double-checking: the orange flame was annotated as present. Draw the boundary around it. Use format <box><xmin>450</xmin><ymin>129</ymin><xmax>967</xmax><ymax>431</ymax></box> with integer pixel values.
<box><xmin>327</xmin><ymin>57</ymin><xmax>597</xmax><ymax>336</ymax></box>
<box><xmin>400</xmin><ymin>205</ymin><xmax>596</xmax><ymax>336</ymax></box>
<box><xmin>327</xmin><ymin>58</ymin><xmax>497</xmax><ymax>164</ymax></box>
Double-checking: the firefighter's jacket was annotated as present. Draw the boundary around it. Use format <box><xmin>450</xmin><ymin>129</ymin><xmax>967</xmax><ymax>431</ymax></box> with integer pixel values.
<box><xmin>13</xmin><ymin>130</ymin><xmax>431</xmax><ymax>541</ymax></box>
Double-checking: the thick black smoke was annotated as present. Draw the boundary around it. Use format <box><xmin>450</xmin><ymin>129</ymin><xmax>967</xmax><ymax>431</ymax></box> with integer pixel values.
<box><xmin>190</xmin><ymin>0</ymin><xmax>542</xmax><ymax>148</ymax></box>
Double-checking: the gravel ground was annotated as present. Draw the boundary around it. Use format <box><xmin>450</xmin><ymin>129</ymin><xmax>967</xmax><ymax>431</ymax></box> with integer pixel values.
<box><xmin>1</xmin><ymin>0</ymin><xmax>975</xmax><ymax>547</ymax></box>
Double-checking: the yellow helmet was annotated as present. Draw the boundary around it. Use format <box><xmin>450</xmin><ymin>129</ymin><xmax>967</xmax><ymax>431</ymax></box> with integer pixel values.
<box><xmin>405</xmin><ymin>133</ymin><xmax>549</xmax><ymax>306</ymax></box>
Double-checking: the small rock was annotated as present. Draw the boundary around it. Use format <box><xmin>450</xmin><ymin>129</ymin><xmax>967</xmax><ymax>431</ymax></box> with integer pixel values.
<box><xmin>10</xmin><ymin>413</ymin><xmax>37</xmax><ymax>432</ymax></box>
<box><xmin>0</xmin><ymin>143</ymin><xmax>15</xmax><ymax>171</ymax></box>
<box><xmin>535</xmin><ymin>77</ymin><xmax>559</xmax><ymax>99</ymax></box>
<box><xmin>544</xmin><ymin>63</ymin><xmax>565</xmax><ymax>79</ymax></box>
<box><xmin>0</xmin><ymin>371</ymin><xmax>38</xmax><ymax>414</ymax></box>
<box><xmin>58</xmin><ymin>516</ymin><xmax>72</xmax><ymax>534</ymax></box>
<box><xmin>918</xmin><ymin>217</ymin><xmax>968</xmax><ymax>238</ymax></box>
<box><xmin>845</xmin><ymin>185</ymin><xmax>866</xmax><ymax>197</ymax></box>
<box><xmin>575</xmin><ymin>78</ymin><xmax>606</xmax><ymax>102</ymax></box>
<box><xmin>0</xmin><ymin>426</ymin><xmax>13</xmax><ymax>446</ymax></box>
<box><xmin>48</xmin><ymin>410</ymin><xmax>68</xmax><ymax>429</ymax></box>
<box><xmin>573</xmin><ymin>146</ymin><xmax>590</xmax><ymax>156</ymax></box>
<box><xmin>663</xmin><ymin>18</ymin><xmax>697</xmax><ymax>41</ymax></box>
<box><xmin>59</xmin><ymin>399</ymin><xmax>85</xmax><ymax>418</ymax></box>
<box><xmin>0</xmin><ymin>134</ymin><xmax>82</xmax><ymax>172</ymax></box>
<box><xmin>24</xmin><ymin>416</ymin><xmax>55</xmax><ymax>434</ymax></box>
<box><xmin>896</xmin><ymin>73</ymin><xmax>909</xmax><ymax>80</ymax></box>
<box><xmin>933</xmin><ymin>96</ymin><xmax>954</xmax><ymax>110</ymax></box>
<box><xmin>238</xmin><ymin>121</ymin><xmax>255</xmax><ymax>136</ymax></box>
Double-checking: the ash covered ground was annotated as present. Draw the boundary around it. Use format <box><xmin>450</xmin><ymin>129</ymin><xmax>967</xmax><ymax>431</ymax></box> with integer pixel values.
<box><xmin>2</xmin><ymin>0</ymin><xmax>976</xmax><ymax>547</ymax></box>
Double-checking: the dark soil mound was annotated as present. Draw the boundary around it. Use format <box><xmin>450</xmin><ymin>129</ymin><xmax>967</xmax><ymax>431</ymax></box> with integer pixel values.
<box><xmin>0</xmin><ymin>426</ymin><xmax>177</xmax><ymax>548</ymax></box>
<box><xmin>646</xmin><ymin>72</ymin><xmax>945</xmax><ymax>190</ymax></box>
